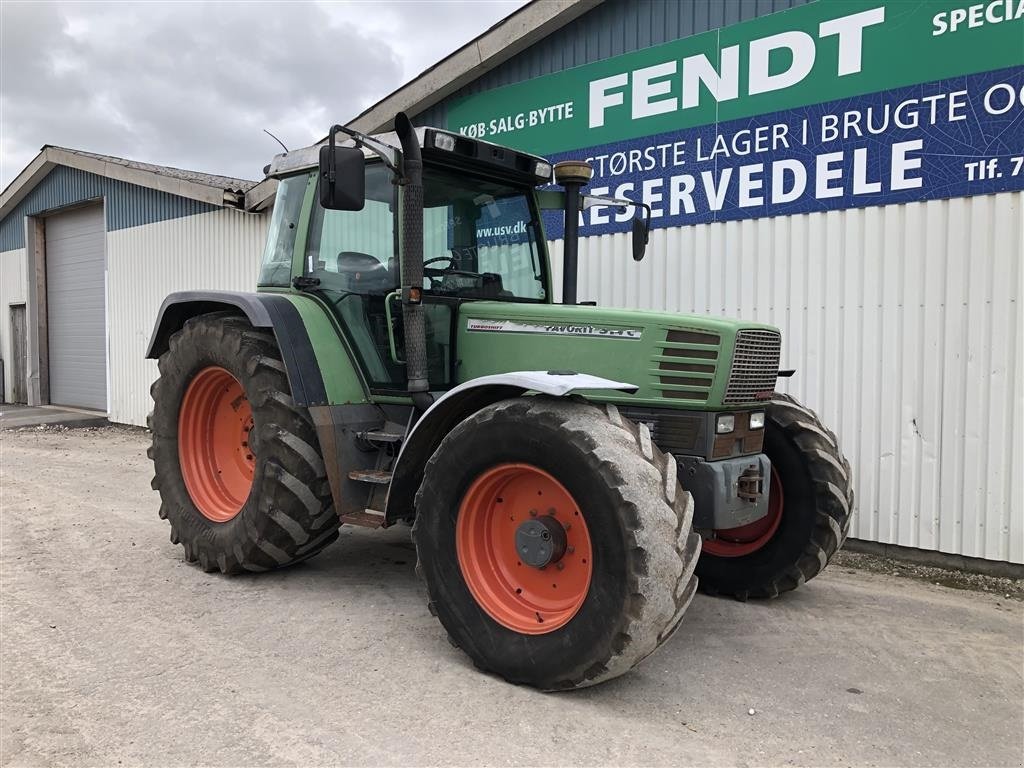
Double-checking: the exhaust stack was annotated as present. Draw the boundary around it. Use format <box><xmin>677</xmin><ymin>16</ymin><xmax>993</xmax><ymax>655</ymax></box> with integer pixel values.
<box><xmin>553</xmin><ymin>160</ymin><xmax>593</xmax><ymax>305</ymax></box>
<box><xmin>394</xmin><ymin>112</ymin><xmax>432</xmax><ymax>411</ymax></box>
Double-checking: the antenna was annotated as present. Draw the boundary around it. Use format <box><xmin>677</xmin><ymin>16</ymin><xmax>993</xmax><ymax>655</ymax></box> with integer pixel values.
<box><xmin>263</xmin><ymin>129</ymin><xmax>289</xmax><ymax>153</ymax></box>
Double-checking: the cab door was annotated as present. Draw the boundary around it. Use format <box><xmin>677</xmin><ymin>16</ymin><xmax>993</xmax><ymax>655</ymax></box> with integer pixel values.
<box><xmin>303</xmin><ymin>162</ymin><xmax>407</xmax><ymax>391</ymax></box>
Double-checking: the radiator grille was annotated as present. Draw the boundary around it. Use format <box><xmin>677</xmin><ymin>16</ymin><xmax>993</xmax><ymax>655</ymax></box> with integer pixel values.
<box><xmin>724</xmin><ymin>329</ymin><xmax>781</xmax><ymax>404</ymax></box>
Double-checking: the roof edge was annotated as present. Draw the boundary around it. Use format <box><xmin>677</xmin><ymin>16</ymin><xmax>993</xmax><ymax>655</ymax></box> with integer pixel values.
<box><xmin>346</xmin><ymin>0</ymin><xmax>602</xmax><ymax>134</ymax></box>
<box><xmin>0</xmin><ymin>146</ymin><xmax>250</xmax><ymax>222</ymax></box>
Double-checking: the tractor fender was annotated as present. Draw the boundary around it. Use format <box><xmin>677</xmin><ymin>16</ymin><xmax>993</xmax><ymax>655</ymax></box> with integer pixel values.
<box><xmin>384</xmin><ymin>372</ymin><xmax>638</xmax><ymax>524</ymax></box>
<box><xmin>145</xmin><ymin>290</ymin><xmax>331</xmax><ymax>407</ymax></box>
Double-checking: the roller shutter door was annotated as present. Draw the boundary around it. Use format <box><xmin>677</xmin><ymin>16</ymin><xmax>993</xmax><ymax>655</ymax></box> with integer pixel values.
<box><xmin>46</xmin><ymin>204</ymin><xmax>107</xmax><ymax>411</ymax></box>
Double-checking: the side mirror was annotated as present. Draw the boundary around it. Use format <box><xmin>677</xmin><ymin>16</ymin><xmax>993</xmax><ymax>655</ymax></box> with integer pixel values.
<box><xmin>631</xmin><ymin>215</ymin><xmax>650</xmax><ymax>262</ymax></box>
<box><xmin>318</xmin><ymin>144</ymin><xmax>365</xmax><ymax>211</ymax></box>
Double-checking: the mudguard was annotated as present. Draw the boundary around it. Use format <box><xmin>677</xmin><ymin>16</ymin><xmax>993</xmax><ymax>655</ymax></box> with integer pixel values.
<box><xmin>145</xmin><ymin>290</ymin><xmax>331</xmax><ymax>407</ymax></box>
<box><xmin>384</xmin><ymin>372</ymin><xmax>638</xmax><ymax>524</ymax></box>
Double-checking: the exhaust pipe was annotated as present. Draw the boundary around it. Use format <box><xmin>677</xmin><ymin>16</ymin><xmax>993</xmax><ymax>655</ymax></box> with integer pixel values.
<box><xmin>394</xmin><ymin>112</ymin><xmax>432</xmax><ymax>411</ymax></box>
<box><xmin>553</xmin><ymin>160</ymin><xmax>593</xmax><ymax>305</ymax></box>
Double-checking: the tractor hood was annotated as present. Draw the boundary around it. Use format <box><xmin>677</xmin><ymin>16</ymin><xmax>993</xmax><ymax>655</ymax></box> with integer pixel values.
<box><xmin>456</xmin><ymin>302</ymin><xmax>781</xmax><ymax>409</ymax></box>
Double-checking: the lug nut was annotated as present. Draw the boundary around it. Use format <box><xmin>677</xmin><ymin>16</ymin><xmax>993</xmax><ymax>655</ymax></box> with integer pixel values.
<box><xmin>529</xmin><ymin>509</ymin><xmax>538</xmax><ymax>517</ymax></box>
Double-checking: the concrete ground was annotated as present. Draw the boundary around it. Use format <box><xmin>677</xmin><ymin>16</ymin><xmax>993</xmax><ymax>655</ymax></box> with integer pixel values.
<box><xmin>1</xmin><ymin>427</ymin><xmax>1022</xmax><ymax>768</ymax></box>
<box><xmin>0</xmin><ymin>404</ymin><xmax>108</xmax><ymax>430</ymax></box>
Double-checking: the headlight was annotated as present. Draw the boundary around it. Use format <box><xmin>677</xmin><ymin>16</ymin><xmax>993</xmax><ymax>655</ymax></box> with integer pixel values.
<box><xmin>433</xmin><ymin>132</ymin><xmax>457</xmax><ymax>152</ymax></box>
<box><xmin>749</xmin><ymin>411</ymin><xmax>766</xmax><ymax>430</ymax></box>
<box><xmin>716</xmin><ymin>414</ymin><xmax>735</xmax><ymax>434</ymax></box>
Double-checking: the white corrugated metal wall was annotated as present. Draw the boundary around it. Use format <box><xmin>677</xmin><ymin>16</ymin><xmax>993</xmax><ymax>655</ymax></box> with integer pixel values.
<box><xmin>0</xmin><ymin>247</ymin><xmax>28</xmax><ymax>403</ymax></box>
<box><xmin>549</xmin><ymin>192</ymin><xmax>1023</xmax><ymax>564</ymax></box>
<box><xmin>4</xmin><ymin>190</ymin><xmax>1019</xmax><ymax>564</ymax></box>
<box><xmin>106</xmin><ymin>207</ymin><xmax>267</xmax><ymax>426</ymax></box>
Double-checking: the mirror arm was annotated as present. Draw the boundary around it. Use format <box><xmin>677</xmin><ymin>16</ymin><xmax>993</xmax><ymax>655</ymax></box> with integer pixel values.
<box><xmin>582</xmin><ymin>194</ymin><xmax>652</xmax><ymax>220</ymax></box>
<box><xmin>326</xmin><ymin>124</ymin><xmax>402</xmax><ymax>179</ymax></box>
<box><xmin>580</xmin><ymin>194</ymin><xmax>652</xmax><ymax>240</ymax></box>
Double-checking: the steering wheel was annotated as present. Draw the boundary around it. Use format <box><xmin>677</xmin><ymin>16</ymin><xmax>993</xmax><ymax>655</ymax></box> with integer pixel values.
<box><xmin>423</xmin><ymin>254</ymin><xmax>481</xmax><ymax>287</ymax></box>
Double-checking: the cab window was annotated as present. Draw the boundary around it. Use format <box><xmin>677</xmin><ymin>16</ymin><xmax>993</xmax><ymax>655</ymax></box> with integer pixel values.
<box><xmin>421</xmin><ymin>167</ymin><xmax>546</xmax><ymax>301</ymax></box>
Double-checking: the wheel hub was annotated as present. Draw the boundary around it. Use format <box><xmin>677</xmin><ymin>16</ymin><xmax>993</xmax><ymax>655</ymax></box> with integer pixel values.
<box><xmin>515</xmin><ymin>515</ymin><xmax>567</xmax><ymax>569</ymax></box>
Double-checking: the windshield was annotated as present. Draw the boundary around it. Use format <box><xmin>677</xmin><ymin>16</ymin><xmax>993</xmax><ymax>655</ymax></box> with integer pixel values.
<box><xmin>422</xmin><ymin>166</ymin><xmax>546</xmax><ymax>301</ymax></box>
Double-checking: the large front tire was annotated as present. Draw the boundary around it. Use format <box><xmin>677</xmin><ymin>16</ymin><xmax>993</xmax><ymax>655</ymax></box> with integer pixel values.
<box><xmin>696</xmin><ymin>393</ymin><xmax>853</xmax><ymax>599</ymax></box>
<box><xmin>413</xmin><ymin>397</ymin><xmax>701</xmax><ymax>690</ymax></box>
<box><xmin>149</xmin><ymin>312</ymin><xmax>338</xmax><ymax>574</ymax></box>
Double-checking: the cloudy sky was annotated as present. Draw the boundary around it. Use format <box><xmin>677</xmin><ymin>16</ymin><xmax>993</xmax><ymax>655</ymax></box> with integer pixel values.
<box><xmin>0</xmin><ymin>0</ymin><xmax>527</xmax><ymax>187</ymax></box>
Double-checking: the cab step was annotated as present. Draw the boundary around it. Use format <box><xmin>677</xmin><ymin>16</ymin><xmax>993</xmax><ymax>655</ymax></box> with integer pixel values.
<box><xmin>348</xmin><ymin>469</ymin><xmax>393</xmax><ymax>485</ymax></box>
<box><xmin>339</xmin><ymin>508</ymin><xmax>386</xmax><ymax>528</ymax></box>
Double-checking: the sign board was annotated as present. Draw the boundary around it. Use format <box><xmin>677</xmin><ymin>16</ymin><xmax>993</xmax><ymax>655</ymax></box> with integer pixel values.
<box><xmin>448</xmin><ymin>0</ymin><xmax>1024</xmax><ymax>235</ymax></box>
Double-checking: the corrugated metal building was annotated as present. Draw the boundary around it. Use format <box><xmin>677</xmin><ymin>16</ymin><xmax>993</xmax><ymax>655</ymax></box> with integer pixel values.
<box><xmin>0</xmin><ymin>147</ymin><xmax>269</xmax><ymax>425</ymax></box>
<box><xmin>347</xmin><ymin>0</ymin><xmax>1023</xmax><ymax>565</ymax></box>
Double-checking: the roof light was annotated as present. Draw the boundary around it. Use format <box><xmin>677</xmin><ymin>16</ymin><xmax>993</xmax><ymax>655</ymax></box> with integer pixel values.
<box><xmin>534</xmin><ymin>161</ymin><xmax>553</xmax><ymax>181</ymax></box>
<box><xmin>433</xmin><ymin>132</ymin><xmax>457</xmax><ymax>152</ymax></box>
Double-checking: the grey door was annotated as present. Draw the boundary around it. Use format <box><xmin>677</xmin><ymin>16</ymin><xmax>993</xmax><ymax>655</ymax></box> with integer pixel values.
<box><xmin>46</xmin><ymin>205</ymin><xmax>107</xmax><ymax>411</ymax></box>
<box><xmin>10</xmin><ymin>304</ymin><xmax>27</xmax><ymax>403</ymax></box>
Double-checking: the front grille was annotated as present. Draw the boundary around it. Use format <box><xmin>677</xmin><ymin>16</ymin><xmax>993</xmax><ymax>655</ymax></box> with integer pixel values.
<box><xmin>724</xmin><ymin>329</ymin><xmax>782</xmax><ymax>404</ymax></box>
<box><xmin>652</xmin><ymin>329</ymin><xmax>719</xmax><ymax>402</ymax></box>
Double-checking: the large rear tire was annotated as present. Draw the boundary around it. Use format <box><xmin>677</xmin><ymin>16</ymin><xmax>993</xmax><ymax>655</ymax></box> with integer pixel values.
<box><xmin>149</xmin><ymin>312</ymin><xmax>338</xmax><ymax>573</ymax></box>
<box><xmin>696</xmin><ymin>393</ymin><xmax>853</xmax><ymax>599</ymax></box>
<box><xmin>413</xmin><ymin>397</ymin><xmax>701</xmax><ymax>690</ymax></box>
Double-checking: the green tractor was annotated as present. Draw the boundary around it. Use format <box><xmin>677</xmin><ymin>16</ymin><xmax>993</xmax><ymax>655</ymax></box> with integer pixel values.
<box><xmin>147</xmin><ymin>113</ymin><xmax>853</xmax><ymax>690</ymax></box>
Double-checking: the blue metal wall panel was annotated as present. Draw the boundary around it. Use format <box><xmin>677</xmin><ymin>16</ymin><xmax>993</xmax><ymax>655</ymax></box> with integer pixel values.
<box><xmin>0</xmin><ymin>165</ymin><xmax>218</xmax><ymax>251</ymax></box>
<box><xmin>415</xmin><ymin>0</ymin><xmax>811</xmax><ymax>128</ymax></box>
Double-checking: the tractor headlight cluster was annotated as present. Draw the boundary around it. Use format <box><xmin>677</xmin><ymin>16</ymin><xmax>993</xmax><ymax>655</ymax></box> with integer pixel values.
<box><xmin>749</xmin><ymin>411</ymin><xmax>766</xmax><ymax>430</ymax></box>
<box><xmin>715</xmin><ymin>414</ymin><xmax>735</xmax><ymax>434</ymax></box>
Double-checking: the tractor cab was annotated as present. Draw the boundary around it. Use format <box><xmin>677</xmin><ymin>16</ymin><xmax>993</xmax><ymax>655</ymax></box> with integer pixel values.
<box><xmin>259</xmin><ymin>124</ymin><xmax>556</xmax><ymax>396</ymax></box>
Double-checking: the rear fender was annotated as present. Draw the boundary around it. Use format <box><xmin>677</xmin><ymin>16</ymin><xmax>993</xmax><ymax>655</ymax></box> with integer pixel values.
<box><xmin>384</xmin><ymin>372</ymin><xmax>638</xmax><ymax>524</ymax></box>
<box><xmin>146</xmin><ymin>290</ymin><xmax>340</xmax><ymax>407</ymax></box>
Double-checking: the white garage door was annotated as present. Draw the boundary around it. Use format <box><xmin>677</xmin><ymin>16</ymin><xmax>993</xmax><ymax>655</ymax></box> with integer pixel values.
<box><xmin>46</xmin><ymin>204</ymin><xmax>107</xmax><ymax>411</ymax></box>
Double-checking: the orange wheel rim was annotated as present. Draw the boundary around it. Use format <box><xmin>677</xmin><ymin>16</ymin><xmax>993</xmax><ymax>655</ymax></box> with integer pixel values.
<box><xmin>178</xmin><ymin>366</ymin><xmax>255</xmax><ymax>523</ymax></box>
<box><xmin>456</xmin><ymin>463</ymin><xmax>593</xmax><ymax>634</ymax></box>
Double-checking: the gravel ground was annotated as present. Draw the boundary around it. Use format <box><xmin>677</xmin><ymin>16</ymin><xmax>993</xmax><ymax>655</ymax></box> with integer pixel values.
<box><xmin>2</xmin><ymin>426</ymin><xmax>1022</xmax><ymax>767</ymax></box>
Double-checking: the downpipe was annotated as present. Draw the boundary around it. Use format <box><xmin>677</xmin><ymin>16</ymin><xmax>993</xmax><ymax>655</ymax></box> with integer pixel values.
<box><xmin>394</xmin><ymin>112</ymin><xmax>433</xmax><ymax>411</ymax></box>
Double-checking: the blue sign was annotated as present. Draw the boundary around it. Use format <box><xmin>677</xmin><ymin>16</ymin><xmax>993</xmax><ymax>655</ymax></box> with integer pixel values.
<box><xmin>543</xmin><ymin>67</ymin><xmax>1024</xmax><ymax>238</ymax></box>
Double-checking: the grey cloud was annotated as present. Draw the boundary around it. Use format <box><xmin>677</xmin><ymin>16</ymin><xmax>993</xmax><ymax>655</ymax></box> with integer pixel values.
<box><xmin>1</xmin><ymin>0</ymin><xmax>524</xmax><ymax>186</ymax></box>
